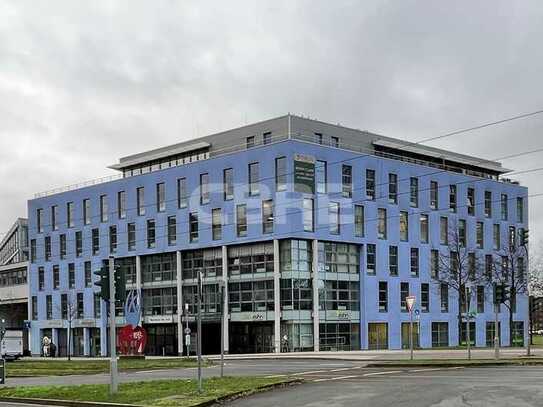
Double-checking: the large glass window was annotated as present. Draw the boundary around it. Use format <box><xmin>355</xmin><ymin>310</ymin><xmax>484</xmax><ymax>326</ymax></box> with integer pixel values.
<box><xmin>199</xmin><ymin>174</ymin><xmax>209</xmax><ymax>205</ymax></box>
<box><xmin>388</xmin><ymin>173</ymin><xmax>397</xmax><ymax>204</ymax></box>
<box><xmin>366</xmin><ymin>169</ymin><xmax>375</xmax><ymax>200</ymax></box>
<box><xmin>249</xmin><ymin>162</ymin><xmax>260</xmax><ymax>196</ymax></box>
<box><xmin>421</xmin><ymin>283</ymin><xmax>429</xmax><ymax>312</ymax></box>
<box><xmin>100</xmin><ymin>195</ymin><xmax>108</xmax><ymax>222</ymax></box>
<box><xmin>320</xmin><ymin>323</ymin><xmax>360</xmax><ymax>351</ymax></box>
<box><xmin>177</xmin><ymin>178</ymin><xmax>187</xmax><ymax>208</ymax></box>
<box><xmin>319</xmin><ymin>280</ymin><xmax>359</xmax><ymax>311</ymax></box>
<box><xmin>228</xmin><ymin>242</ymin><xmax>274</xmax><ymax>277</ymax></box>
<box><xmin>410</xmin><ymin>248</ymin><xmax>419</xmax><ymax>277</ymax></box>
<box><xmin>449</xmin><ymin>185</ymin><xmax>457</xmax><ymax>212</ymax></box>
<box><xmin>45</xmin><ymin>236</ymin><xmax>51</xmax><ymax>261</ymax></box>
<box><xmin>410</xmin><ymin>178</ymin><xmax>419</xmax><ymax>207</ymax></box>
<box><xmin>137</xmin><ymin>187</ymin><xmax>145</xmax><ymax>216</ymax></box>
<box><xmin>147</xmin><ymin>220</ymin><xmax>156</xmax><ymax>248</ymax></box>
<box><xmin>168</xmin><ymin>216</ymin><xmax>176</xmax><ymax>245</ymax></box>
<box><xmin>517</xmin><ymin>197</ymin><xmax>524</xmax><ymax>223</ymax></box>
<box><xmin>223</xmin><ymin>168</ymin><xmax>234</xmax><ymax>200</ymax></box>
<box><xmin>37</xmin><ymin>208</ymin><xmax>43</xmax><ymax>233</ymax></box>
<box><xmin>379</xmin><ymin>281</ymin><xmax>388</xmax><ymax>312</ymax></box>
<box><xmin>354</xmin><ymin>205</ymin><xmax>364</xmax><ymax>237</ymax></box>
<box><xmin>68</xmin><ymin>263</ymin><xmax>75</xmax><ymax>288</ymax></box>
<box><xmin>118</xmin><ymin>191</ymin><xmax>126</xmax><ymax>219</ymax></box>
<box><xmin>183</xmin><ymin>284</ymin><xmax>221</xmax><ymax>314</ymax></box>
<box><xmin>378</xmin><ymin>208</ymin><xmax>387</xmax><ymax>239</ymax></box>
<box><xmin>430</xmin><ymin>249</ymin><xmax>439</xmax><ymax>278</ymax></box>
<box><xmin>366</xmin><ymin>244</ymin><xmax>376</xmax><ymax>274</ymax></box>
<box><xmin>38</xmin><ymin>267</ymin><xmax>44</xmax><ymax>290</ymax></box>
<box><xmin>430</xmin><ymin>181</ymin><xmax>438</xmax><ymax>209</ymax></box>
<box><xmin>420</xmin><ymin>214</ymin><xmax>429</xmax><ymax>243</ymax></box>
<box><xmin>440</xmin><ymin>217</ymin><xmax>448</xmax><ymax>245</ymax></box>
<box><xmin>75</xmin><ymin>231</ymin><xmax>82</xmax><ymax>257</ymax></box>
<box><xmin>236</xmin><ymin>204</ymin><xmax>247</xmax><ymax>237</ymax></box>
<box><xmin>316</xmin><ymin>160</ymin><xmax>327</xmax><ymax>194</ymax></box>
<box><xmin>467</xmin><ymin>187</ymin><xmax>475</xmax><ymax>216</ymax></box>
<box><xmin>67</xmin><ymin>202</ymin><xmax>74</xmax><ymax>228</ymax></box>
<box><xmin>262</xmin><ymin>199</ymin><xmax>274</xmax><ymax>234</ymax></box>
<box><xmin>329</xmin><ymin>202</ymin><xmax>340</xmax><ymax>235</ymax></box>
<box><xmin>157</xmin><ymin>183</ymin><xmax>166</xmax><ymax>211</ymax></box>
<box><xmin>127</xmin><ymin>223</ymin><xmax>136</xmax><ymax>251</ymax></box>
<box><xmin>116</xmin><ymin>257</ymin><xmax>136</xmax><ymax>285</ymax></box>
<box><xmin>501</xmin><ymin>193</ymin><xmax>508</xmax><ymax>220</ymax></box>
<box><xmin>53</xmin><ymin>265</ymin><xmax>59</xmax><ymax>289</ymax></box>
<box><xmin>432</xmin><ymin>322</ymin><xmax>449</xmax><ymax>347</ymax></box>
<box><xmin>389</xmin><ymin>246</ymin><xmax>398</xmax><ymax>276</ymax></box>
<box><xmin>303</xmin><ymin>198</ymin><xmax>314</xmax><ymax>232</ymax></box>
<box><xmin>52</xmin><ymin>205</ymin><xmax>58</xmax><ymax>230</ymax></box>
<box><xmin>368</xmin><ymin>323</ymin><xmax>388</xmax><ymax>350</ymax></box>
<box><xmin>183</xmin><ymin>248</ymin><xmax>222</xmax><ymax>279</ymax></box>
<box><xmin>400</xmin><ymin>282</ymin><xmax>409</xmax><ymax>312</ymax></box>
<box><xmin>318</xmin><ymin>242</ymin><xmax>359</xmax><ymax>274</ymax></box>
<box><xmin>92</xmin><ymin>228</ymin><xmax>99</xmax><ymax>255</ymax></box>
<box><xmin>400</xmin><ymin>211</ymin><xmax>409</xmax><ymax>241</ymax></box>
<box><xmin>189</xmin><ymin>212</ymin><xmax>198</xmax><ymax>242</ymax></box>
<box><xmin>83</xmin><ymin>199</ymin><xmax>91</xmax><ymax>225</ymax></box>
<box><xmin>142</xmin><ymin>253</ymin><xmax>176</xmax><ymax>283</ymax></box>
<box><xmin>212</xmin><ymin>208</ymin><xmax>222</xmax><ymax>240</ymax></box>
<box><xmin>440</xmin><ymin>284</ymin><xmax>449</xmax><ymax>312</ymax></box>
<box><xmin>143</xmin><ymin>287</ymin><xmax>177</xmax><ymax>316</ymax></box>
<box><xmin>484</xmin><ymin>191</ymin><xmax>492</xmax><ymax>218</ymax></box>
<box><xmin>281</xmin><ymin>279</ymin><xmax>312</xmax><ymax>310</ymax></box>
<box><xmin>477</xmin><ymin>222</ymin><xmax>484</xmax><ymax>248</ymax></box>
<box><xmin>110</xmin><ymin>225</ymin><xmax>117</xmax><ymax>253</ymax></box>
<box><xmin>229</xmin><ymin>280</ymin><xmax>274</xmax><ymax>312</ymax></box>
<box><xmin>342</xmin><ymin>165</ymin><xmax>352</xmax><ymax>198</ymax></box>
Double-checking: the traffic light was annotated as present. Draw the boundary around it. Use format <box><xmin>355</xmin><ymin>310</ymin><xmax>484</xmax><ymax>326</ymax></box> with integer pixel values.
<box><xmin>494</xmin><ymin>283</ymin><xmax>509</xmax><ymax>304</ymax></box>
<box><xmin>520</xmin><ymin>229</ymin><xmax>529</xmax><ymax>247</ymax></box>
<box><xmin>94</xmin><ymin>262</ymin><xmax>110</xmax><ymax>301</ymax></box>
<box><xmin>114</xmin><ymin>265</ymin><xmax>126</xmax><ymax>303</ymax></box>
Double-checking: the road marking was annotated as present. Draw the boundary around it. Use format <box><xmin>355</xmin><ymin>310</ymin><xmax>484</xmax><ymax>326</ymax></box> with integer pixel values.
<box><xmin>408</xmin><ymin>368</ymin><xmax>443</xmax><ymax>373</ymax></box>
<box><xmin>363</xmin><ymin>370</ymin><xmax>402</xmax><ymax>376</ymax></box>
<box><xmin>292</xmin><ymin>370</ymin><xmax>327</xmax><ymax>375</ymax></box>
<box><xmin>265</xmin><ymin>374</ymin><xmax>287</xmax><ymax>378</ymax></box>
<box><xmin>447</xmin><ymin>367</ymin><xmax>465</xmax><ymax>370</ymax></box>
<box><xmin>313</xmin><ymin>375</ymin><xmax>358</xmax><ymax>382</ymax></box>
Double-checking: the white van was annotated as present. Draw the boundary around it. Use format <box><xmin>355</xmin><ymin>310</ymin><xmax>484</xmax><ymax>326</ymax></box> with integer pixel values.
<box><xmin>1</xmin><ymin>330</ymin><xmax>23</xmax><ymax>360</ymax></box>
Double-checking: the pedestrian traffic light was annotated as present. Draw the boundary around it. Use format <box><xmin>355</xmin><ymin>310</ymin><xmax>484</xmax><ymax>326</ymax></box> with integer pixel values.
<box><xmin>520</xmin><ymin>229</ymin><xmax>529</xmax><ymax>247</ymax></box>
<box><xmin>94</xmin><ymin>262</ymin><xmax>110</xmax><ymax>301</ymax></box>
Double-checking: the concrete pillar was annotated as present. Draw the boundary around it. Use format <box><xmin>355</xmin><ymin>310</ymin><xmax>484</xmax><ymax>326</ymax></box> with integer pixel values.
<box><xmin>176</xmin><ymin>251</ymin><xmax>184</xmax><ymax>355</ymax></box>
<box><xmin>83</xmin><ymin>327</ymin><xmax>90</xmax><ymax>356</ymax></box>
<box><xmin>312</xmin><ymin>239</ymin><xmax>320</xmax><ymax>352</ymax></box>
<box><xmin>222</xmin><ymin>245</ymin><xmax>229</xmax><ymax>353</ymax></box>
<box><xmin>273</xmin><ymin>239</ymin><xmax>281</xmax><ymax>353</ymax></box>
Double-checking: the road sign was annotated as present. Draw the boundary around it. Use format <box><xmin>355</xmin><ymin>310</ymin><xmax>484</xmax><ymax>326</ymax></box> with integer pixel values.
<box><xmin>184</xmin><ymin>327</ymin><xmax>191</xmax><ymax>335</ymax></box>
<box><xmin>406</xmin><ymin>296</ymin><xmax>416</xmax><ymax>312</ymax></box>
<box><xmin>185</xmin><ymin>334</ymin><xmax>191</xmax><ymax>346</ymax></box>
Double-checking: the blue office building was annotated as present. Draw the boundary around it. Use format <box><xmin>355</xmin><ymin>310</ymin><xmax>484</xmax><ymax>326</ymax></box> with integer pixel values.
<box><xmin>27</xmin><ymin>115</ymin><xmax>528</xmax><ymax>356</ymax></box>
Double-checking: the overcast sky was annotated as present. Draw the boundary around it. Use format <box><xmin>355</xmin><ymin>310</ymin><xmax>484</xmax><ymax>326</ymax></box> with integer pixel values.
<box><xmin>1</xmin><ymin>1</ymin><xmax>543</xmax><ymax>243</ymax></box>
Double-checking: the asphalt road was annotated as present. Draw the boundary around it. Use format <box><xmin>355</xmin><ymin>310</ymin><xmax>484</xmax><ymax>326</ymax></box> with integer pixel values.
<box><xmin>228</xmin><ymin>365</ymin><xmax>543</xmax><ymax>407</ymax></box>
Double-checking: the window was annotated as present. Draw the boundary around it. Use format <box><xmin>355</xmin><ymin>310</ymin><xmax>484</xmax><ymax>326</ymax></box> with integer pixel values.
<box><xmin>501</xmin><ymin>194</ymin><xmax>508</xmax><ymax>220</ymax></box>
<box><xmin>51</xmin><ymin>205</ymin><xmax>58</xmax><ymax>230</ymax></box>
<box><xmin>248</xmin><ymin>162</ymin><xmax>259</xmax><ymax>196</ymax></box>
<box><xmin>329</xmin><ymin>202</ymin><xmax>340</xmax><ymax>235</ymax></box>
<box><xmin>319</xmin><ymin>242</ymin><xmax>359</xmax><ymax>274</ymax></box>
<box><xmin>69</xmin><ymin>263</ymin><xmax>75</xmax><ymax>288</ymax></box>
<box><xmin>493</xmin><ymin>224</ymin><xmax>501</xmax><ymax>250</ymax></box>
<box><xmin>109</xmin><ymin>226</ymin><xmax>117</xmax><ymax>253</ymax></box>
<box><xmin>168</xmin><ymin>216</ymin><xmax>177</xmax><ymax>245</ymax></box>
<box><xmin>389</xmin><ymin>246</ymin><xmax>398</xmax><ymax>276</ymax></box>
<box><xmin>420</xmin><ymin>214</ymin><xmax>429</xmax><ymax>243</ymax></box>
<box><xmin>46</xmin><ymin>295</ymin><xmax>52</xmax><ymax>320</ymax></box>
<box><xmin>229</xmin><ymin>280</ymin><xmax>274</xmax><ymax>313</ymax></box>
<box><xmin>388</xmin><ymin>173</ymin><xmax>398</xmax><ymax>203</ymax></box>
<box><xmin>246</xmin><ymin>136</ymin><xmax>255</xmax><ymax>149</ymax></box>
<box><xmin>60</xmin><ymin>234</ymin><xmax>66</xmax><ymax>259</ymax></box>
<box><xmin>92</xmin><ymin>228</ymin><xmax>99</xmax><ymax>255</ymax></box>
<box><xmin>431</xmin><ymin>249</ymin><xmax>439</xmax><ymax>278</ymax></box>
<box><xmin>177</xmin><ymin>178</ymin><xmax>187</xmax><ymax>208</ymax></box>
<box><xmin>83</xmin><ymin>199</ymin><xmax>91</xmax><ymax>225</ymax></box>
<box><xmin>128</xmin><ymin>223</ymin><xmax>136</xmax><ymax>251</ymax></box>
<box><xmin>75</xmin><ymin>231</ymin><xmax>82</xmax><ymax>257</ymax></box>
<box><xmin>316</xmin><ymin>160</ymin><xmax>327</xmax><ymax>194</ymax></box>
<box><xmin>236</xmin><ymin>205</ymin><xmax>247</xmax><ymax>237</ymax></box>
<box><xmin>199</xmin><ymin>174</ymin><xmax>209</xmax><ymax>205</ymax></box>
<box><xmin>378</xmin><ymin>208</ymin><xmax>387</xmax><ymax>239</ymax></box>
<box><xmin>212</xmin><ymin>209</ymin><xmax>222</xmax><ymax>240</ymax></box>
<box><xmin>400</xmin><ymin>282</ymin><xmax>409</xmax><ymax>312</ymax></box>
<box><xmin>485</xmin><ymin>254</ymin><xmax>493</xmax><ymax>279</ymax></box>
<box><xmin>367</xmin><ymin>244</ymin><xmax>376</xmax><ymax>274</ymax></box>
<box><xmin>228</xmin><ymin>242</ymin><xmax>274</xmax><ymax>276</ymax></box>
<box><xmin>275</xmin><ymin>157</ymin><xmax>287</xmax><ymax>191</ymax></box>
<box><xmin>32</xmin><ymin>296</ymin><xmax>38</xmax><ymax>320</ymax></box>
<box><xmin>410</xmin><ymin>178</ymin><xmax>419</xmax><ymax>207</ymax></box>
<box><xmin>449</xmin><ymin>185</ymin><xmax>457</xmax><ymax>212</ymax></box>
<box><xmin>36</xmin><ymin>208</ymin><xmax>43</xmax><ymax>233</ymax></box>
<box><xmin>467</xmin><ymin>187</ymin><xmax>475</xmax><ymax>216</ymax></box>
<box><xmin>517</xmin><ymin>197</ymin><xmax>524</xmax><ymax>223</ymax></box>
<box><xmin>509</xmin><ymin>226</ymin><xmax>516</xmax><ymax>250</ymax></box>
<box><xmin>30</xmin><ymin>239</ymin><xmax>36</xmax><ymax>263</ymax></box>
<box><xmin>440</xmin><ymin>217</ymin><xmax>448</xmax><ymax>245</ymax></box>
<box><xmin>77</xmin><ymin>292</ymin><xmax>84</xmax><ymax>319</ymax></box>
<box><xmin>147</xmin><ymin>220</ymin><xmax>156</xmax><ymax>248</ymax></box>
<box><xmin>432</xmin><ymin>322</ymin><xmax>449</xmax><ymax>347</ymax></box>
<box><xmin>486</xmin><ymin>322</ymin><xmax>501</xmax><ymax>347</ymax></box>
<box><xmin>67</xmin><ymin>202</ymin><xmax>74</xmax><ymax>228</ymax></box>
<box><xmin>303</xmin><ymin>198</ymin><xmax>314</xmax><ymax>232</ymax></box>
<box><xmin>319</xmin><ymin>280</ymin><xmax>359</xmax><ymax>311</ymax></box>
<box><xmin>118</xmin><ymin>191</ymin><xmax>126</xmax><ymax>219</ymax></box>
<box><xmin>85</xmin><ymin>261</ymin><xmax>92</xmax><ymax>287</ymax></box>
<box><xmin>354</xmin><ymin>205</ymin><xmax>364</xmax><ymax>237</ymax></box>
<box><xmin>421</xmin><ymin>283</ymin><xmax>429</xmax><ymax>312</ymax></box>
<box><xmin>263</xmin><ymin>131</ymin><xmax>272</xmax><ymax>145</ymax></box>
<box><xmin>477</xmin><ymin>285</ymin><xmax>485</xmax><ymax>313</ymax></box>
<box><xmin>468</xmin><ymin>252</ymin><xmax>476</xmax><ymax>280</ymax></box>
<box><xmin>400</xmin><ymin>211</ymin><xmax>409</xmax><ymax>241</ymax></box>
<box><xmin>342</xmin><ymin>165</ymin><xmax>352</xmax><ymax>198</ymax></box>
<box><xmin>315</xmin><ymin>161</ymin><xmax>328</xmax><ymax>194</ymax></box>
<box><xmin>137</xmin><ymin>187</ymin><xmax>145</xmax><ymax>216</ymax></box>
<box><xmin>262</xmin><ymin>199</ymin><xmax>274</xmax><ymax>234</ymax></box>
<box><xmin>476</xmin><ymin>222</ymin><xmax>484</xmax><ymax>248</ymax></box>
<box><xmin>281</xmin><ymin>279</ymin><xmax>313</xmax><ymax>311</ymax></box>
<box><xmin>100</xmin><ymin>195</ymin><xmax>108</xmax><ymax>222</ymax></box>
<box><xmin>366</xmin><ymin>169</ymin><xmax>376</xmax><ymax>200</ymax></box>
<box><xmin>378</xmin><ymin>281</ymin><xmax>388</xmax><ymax>312</ymax></box>
<box><xmin>485</xmin><ymin>191</ymin><xmax>492</xmax><ymax>218</ymax></box>
<box><xmin>189</xmin><ymin>213</ymin><xmax>198</xmax><ymax>242</ymax></box>
<box><xmin>223</xmin><ymin>168</ymin><xmax>234</xmax><ymax>200</ymax></box>
<box><xmin>410</xmin><ymin>248</ymin><xmax>419</xmax><ymax>277</ymax></box>
<box><xmin>440</xmin><ymin>284</ymin><xmax>449</xmax><ymax>312</ymax></box>
<box><xmin>44</xmin><ymin>236</ymin><xmax>51</xmax><ymax>261</ymax></box>
<box><xmin>459</xmin><ymin>219</ymin><xmax>466</xmax><ymax>247</ymax></box>
<box><xmin>430</xmin><ymin>181</ymin><xmax>439</xmax><ymax>209</ymax></box>
<box><xmin>53</xmin><ymin>265</ymin><xmax>59</xmax><ymax>289</ymax></box>
<box><xmin>331</xmin><ymin>136</ymin><xmax>339</xmax><ymax>147</ymax></box>
<box><xmin>155</xmin><ymin>183</ymin><xmax>165</xmax><ymax>212</ymax></box>
<box><xmin>315</xmin><ymin>132</ymin><xmax>323</xmax><ymax>144</ymax></box>
<box><xmin>94</xmin><ymin>293</ymin><xmax>101</xmax><ymax>318</ymax></box>
<box><xmin>61</xmin><ymin>294</ymin><xmax>67</xmax><ymax>319</ymax></box>
<box><xmin>38</xmin><ymin>267</ymin><xmax>44</xmax><ymax>290</ymax></box>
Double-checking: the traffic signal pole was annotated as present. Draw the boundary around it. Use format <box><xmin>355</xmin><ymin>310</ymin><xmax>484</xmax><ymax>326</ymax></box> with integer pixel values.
<box><xmin>109</xmin><ymin>256</ymin><xmax>118</xmax><ymax>394</ymax></box>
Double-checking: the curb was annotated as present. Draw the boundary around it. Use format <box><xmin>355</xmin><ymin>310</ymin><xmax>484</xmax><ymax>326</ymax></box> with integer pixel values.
<box><xmin>366</xmin><ymin>360</ymin><xmax>543</xmax><ymax>368</ymax></box>
<box><xmin>0</xmin><ymin>379</ymin><xmax>303</xmax><ymax>407</ymax></box>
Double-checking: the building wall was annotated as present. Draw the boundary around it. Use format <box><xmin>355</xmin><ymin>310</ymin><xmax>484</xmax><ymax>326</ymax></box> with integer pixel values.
<box><xmin>27</xmin><ymin>137</ymin><xmax>529</xmax><ymax>355</ymax></box>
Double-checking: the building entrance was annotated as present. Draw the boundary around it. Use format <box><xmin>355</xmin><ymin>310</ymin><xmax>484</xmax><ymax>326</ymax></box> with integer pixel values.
<box><xmin>144</xmin><ymin>324</ymin><xmax>178</xmax><ymax>356</ymax></box>
<box><xmin>230</xmin><ymin>322</ymin><xmax>274</xmax><ymax>354</ymax></box>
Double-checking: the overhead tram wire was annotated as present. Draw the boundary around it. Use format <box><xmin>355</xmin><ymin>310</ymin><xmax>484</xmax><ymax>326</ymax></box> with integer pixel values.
<box><xmin>26</xmin><ymin>108</ymin><xmax>543</xmax><ymax>233</ymax></box>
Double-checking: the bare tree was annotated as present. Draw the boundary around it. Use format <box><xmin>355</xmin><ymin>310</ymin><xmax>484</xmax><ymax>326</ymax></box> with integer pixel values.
<box><xmin>56</xmin><ymin>292</ymin><xmax>78</xmax><ymax>360</ymax></box>
<box><xmin>432</xmin><ymin>218</ymin><xmax>486</xmax><ymax>349</ymax></box>
<box><xmin>490</xmin><ymin>232</ymin><xmax>528</xmax><ymax>346</ymax></box>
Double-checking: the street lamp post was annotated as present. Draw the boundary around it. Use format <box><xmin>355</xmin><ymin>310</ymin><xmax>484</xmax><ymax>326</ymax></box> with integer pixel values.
<box><xmin>406</xmin><ymin>296</ymin><xmax>416</xmax><ymax>361</ymax></box>
<box><xmin>465</xmin><ymin>285</ymin><xmax>471</xmax><ymax>361</ymax></box>
<box><xmin>219</xmin><ymin>282</ymin><xmax>225</xmax><ymax>378</ymax></box>
<box><xmin>197</xmin><ymin>270</ymin><xmax>203</xmax><ymax>393</ymax></box>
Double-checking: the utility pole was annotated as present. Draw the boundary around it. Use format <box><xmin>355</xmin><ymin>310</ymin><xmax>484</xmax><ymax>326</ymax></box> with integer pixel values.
<box><xmin>494</xmin><ymin>303</ymin><xmax>500</xmax><ymax>360</ymax></box>
<box><xmin>185</xmin><ymin>303</ymin><xmax>190</xmax><ymax>357</ymax></box>
<box><xmin>197</xmin><ymin>270</ymin><xmax>203</xmax><ymax>393</ymax></box>
<box><xmin>219</xmin><ymin>283</ymin><xmax>224</xmax><ymax>378</ymax></box>
<box><xmin>108</xmin><ymin>256</ymin><xmax>118</xmax><ymax>394</ymax></box>
<box><xmin>406</xmin><ymin>296</ymin><xmax>416</xmax><ymax>361</ymax></box>
<box><xmin>465</xmin><ymin>285</ymin><xmax>471</xmax><ymax>361</ymax></box>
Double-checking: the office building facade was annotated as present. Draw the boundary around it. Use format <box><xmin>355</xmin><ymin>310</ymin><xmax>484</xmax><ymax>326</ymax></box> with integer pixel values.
<box><xmin>27</xmin><ymin>115</ymin><xmax>528</xmax><ymax>356</ymax></box>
